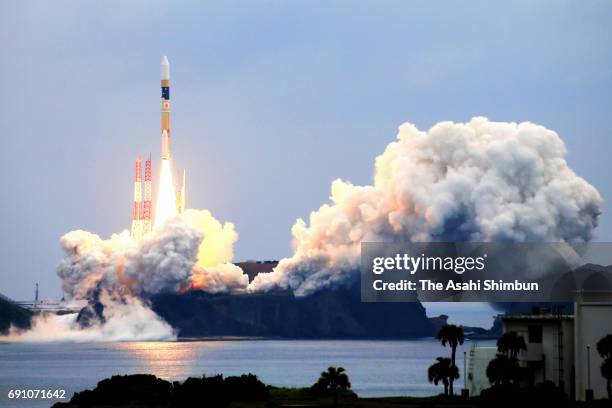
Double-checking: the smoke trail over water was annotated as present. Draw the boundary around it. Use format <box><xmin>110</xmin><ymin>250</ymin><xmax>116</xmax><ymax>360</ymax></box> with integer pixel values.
<box><xmin>3</xmin><ymin>209</ymin><xmax>248</xmax><ymax>342</ymax></box>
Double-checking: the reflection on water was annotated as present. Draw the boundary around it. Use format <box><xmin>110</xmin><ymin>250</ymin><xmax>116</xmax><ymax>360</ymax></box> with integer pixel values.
<box><xmin>115</xmin><ymin>342</ymin><xmax>204</xmax><ymax>379</ymax></box>
<box><xmin>0</xmin><ymin>339</ymin><xmax>494</xmax><ymax>408</ymax></box>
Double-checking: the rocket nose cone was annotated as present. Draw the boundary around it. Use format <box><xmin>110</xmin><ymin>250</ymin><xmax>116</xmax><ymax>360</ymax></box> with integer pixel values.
<box><xmin>161</xmin><ymin>56</ymin><xmax>170</xmax><ymax>80</ymax></box>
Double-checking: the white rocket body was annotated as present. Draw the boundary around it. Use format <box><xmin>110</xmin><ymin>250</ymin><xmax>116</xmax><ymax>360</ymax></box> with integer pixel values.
<box><xmin>161</xmin><ymin>56</ymin><xmax>171</xmax><ymax>160</ymax></box>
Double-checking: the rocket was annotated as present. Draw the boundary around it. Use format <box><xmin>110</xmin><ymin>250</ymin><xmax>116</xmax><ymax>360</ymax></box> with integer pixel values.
<box><xmin>161</xmin><ymin>56</ymin><xmax>171</xmax><ymax>160</ymax></box>
<box><xmin>130</xmin><ymin>56</ymin><xmax>187</xmax><ymax>234</ymax></box>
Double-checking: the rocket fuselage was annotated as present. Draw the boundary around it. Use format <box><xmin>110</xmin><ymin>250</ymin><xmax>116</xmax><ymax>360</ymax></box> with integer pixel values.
<box><xmin>154</xmin><ymin>56</ymin><xmax>178</xmax><ymax>229</ymax></box>
<box><xmin>161</xmin><ymin>56</ymin><xmax>171</xmax><ymax>160</ymax></box>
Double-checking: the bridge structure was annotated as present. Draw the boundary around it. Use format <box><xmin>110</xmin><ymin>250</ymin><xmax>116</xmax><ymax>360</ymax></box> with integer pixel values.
<box><xmin>13</xmin><ymin>299</ymin><xmax>82</xmax><ymax>314</ymax></box>
<box><xmin>1</xmin><ymin>287</ymin><xmax>81</xmax><ymax>314</ymax></box>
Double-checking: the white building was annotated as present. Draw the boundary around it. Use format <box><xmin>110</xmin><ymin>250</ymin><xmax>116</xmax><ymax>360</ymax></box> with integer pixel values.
<box><xmin>466</xmin><ymin>345</ymin><xmax>497</xmax><ymax>397</ymax></box>
<box><xmin>466</xmin><ymin>291</ymin><xmax>612</xmax><ymax>400</ymax></box>
<box><xmin>501</xmin><ymin>313</ymin><xmax>574</xmax><ymax>396</ymax></box>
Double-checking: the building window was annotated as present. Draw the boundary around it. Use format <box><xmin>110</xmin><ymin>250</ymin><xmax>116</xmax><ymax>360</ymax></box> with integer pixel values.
<box><xmin>528</xmin><ymin>325</ymin><xmax>543</xmax><ymax>343</ymax></box>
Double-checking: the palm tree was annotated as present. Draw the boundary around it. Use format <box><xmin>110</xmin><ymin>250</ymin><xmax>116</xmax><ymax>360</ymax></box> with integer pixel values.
<box><xmin>597</xmin><ymin>334</ymin><xmax>612</xmax><ymax>399</ymax></box>
<box><xmin>485</xmin><ymin>332</ymin><xmax>526</xmax><ymax>387</ymax></box>
<box><xmin>428</xmin><ymin>357</ymin><xmax>459</xmax><ymax>396</ymax></box>
<box><xmin>597</xmin><ymin>334</ymin><xmax>612</xmax><ymax>359</ymax></box>
<box><xmin>436</xmin><ymin>324</ymin><xmax>464</xmax><ymax>395</ymax></box>
<box><xmin>486</xmin><ymin>354</ymin><xmax>519</xmax><ymax>386</ymax></box>
<box><xmin>497</xmin><ymin>331</ymin><xmax>527</xmax><ymax>360</ymax></box>
<box><xmin>317</xmin><ymin>366</ymin><xmax>351</xmax><ymax>407</ymax></box>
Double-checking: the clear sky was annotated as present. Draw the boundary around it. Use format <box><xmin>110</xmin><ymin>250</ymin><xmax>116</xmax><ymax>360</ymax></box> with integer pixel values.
<box><xmin>1</xmin><ymin>1</ymin><xmax>611</xmax><ymax>326</ymax></box>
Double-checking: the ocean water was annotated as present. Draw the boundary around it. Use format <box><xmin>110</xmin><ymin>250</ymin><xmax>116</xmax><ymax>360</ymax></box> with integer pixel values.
<box><xmin>0</xmin><ymin>339</ymin><xmax>493</xmax><ymax>408</ymax></box>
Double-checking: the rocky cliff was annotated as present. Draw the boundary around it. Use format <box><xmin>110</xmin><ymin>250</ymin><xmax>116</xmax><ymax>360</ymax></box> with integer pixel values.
<box><xmin>151</xmin><ymin>287</ymin><xmax>435</xmax><ymax>338</ymax></box>
<box><xmin>0</xmin><ymin>296</ymin><xmax>32</xmax><ymax>334</ymax></box>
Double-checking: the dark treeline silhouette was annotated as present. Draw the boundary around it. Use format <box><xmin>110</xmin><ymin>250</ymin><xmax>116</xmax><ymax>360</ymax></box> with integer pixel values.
<box><xmin>0</xmin><ymin>296</ymin><xmax>32</xmax><ymax>334</ymax></box>
<box><xmin>52</xmin><ymin>373</ymin><xmax>268</xmax><ymax>408</ymax></box>
<box><xmin>53</xmin><ymin>367</ymin><xmax>356</xmax><ymax>408</ymax></box>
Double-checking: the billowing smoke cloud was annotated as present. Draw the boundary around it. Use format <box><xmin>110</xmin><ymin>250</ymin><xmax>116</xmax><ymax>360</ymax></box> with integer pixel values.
<box><xmin>58</xmin><ymin>209</ymin><xmax>248</xmax><ymax>299</ymax></box>
<box><xmin>4</xmin><ymin>209</ymin><xmax>250</xmax><ymax>342</ymax></box>
<box><xmin>4</xmin><ymin>117</ymin><xmax>603</xmax><ymax>341</ymax></box>
<box><xmin>182</xmin><ymin>210</ymin><xmax>249</xmax><ymax>294</ymax></box>
<box><xmin>250</xmin><ymin>117</ymin><xmax>602</xmax><ymax>296</ymax></box>
<box><xmin>5</xmin><ymin>291</ymin><xmax>176</xmax><ymax>342</ymax></box>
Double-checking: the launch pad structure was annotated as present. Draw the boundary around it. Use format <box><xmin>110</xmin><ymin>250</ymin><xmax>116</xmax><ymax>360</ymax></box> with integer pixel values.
<box><xmin>131</xmin><ymin>56</ymin><xmax>185</xmax><ymax>240</ymax></box>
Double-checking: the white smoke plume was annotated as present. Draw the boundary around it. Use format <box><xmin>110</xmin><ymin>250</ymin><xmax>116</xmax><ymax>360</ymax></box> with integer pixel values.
<box><xmin>57</xmin><ymin>209</ymin><xmax>248</xmax><ymax>299</ymax></box>
<box><xmin>3</xmin><ymin>209</ymin><xmax>250</xmax><ymax>342</ymax></box>
<box><xmin>249</xmin><ymin>117</ymin><xmax>602</xmax><ymax>296</ymax></box>
<box><xmin>4</xmin><ymin>117</ymin><xmax>603</xmax><ymax>342</ymax></box>
<box><xmin>4</xmin><ymin>291</ymin><xmax>176</xmax><ymax>342</ymax></box>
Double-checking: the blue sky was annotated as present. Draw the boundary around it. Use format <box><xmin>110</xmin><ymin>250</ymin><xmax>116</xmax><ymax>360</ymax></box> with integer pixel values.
<box><xmin>1</xmin><ymin>1</ymin><xmax>611</xmax><ymax>326</ymax></box>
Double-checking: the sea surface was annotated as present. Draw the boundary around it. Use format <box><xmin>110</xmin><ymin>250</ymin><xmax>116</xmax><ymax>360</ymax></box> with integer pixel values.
<box><xmin>0</xmin><ymin>338</ymin><xmax>494</xmax><ymax>408</ymax></box>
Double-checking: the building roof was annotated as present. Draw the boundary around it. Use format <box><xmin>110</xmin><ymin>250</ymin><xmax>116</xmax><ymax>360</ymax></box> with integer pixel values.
<box><xmin>501</xmin><ymin>314</ymin><xmax>574</xmax><ymax>321</ymax></box>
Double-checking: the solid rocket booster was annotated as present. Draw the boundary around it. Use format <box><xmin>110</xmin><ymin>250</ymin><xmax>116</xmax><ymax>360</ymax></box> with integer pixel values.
<box><xmin>161</xmin><ymin>56</ymin><xmax>171</xmax><ymax>160</ymax></box>
<box><xmin>142</xmin><ymin>154</ymin><xmax>153</xmax><ymax>234</ymax></box>
<box><xmin>130</xmin><ymin>158</ymin><xmax>143</xmax><ymax>240</ymax></box>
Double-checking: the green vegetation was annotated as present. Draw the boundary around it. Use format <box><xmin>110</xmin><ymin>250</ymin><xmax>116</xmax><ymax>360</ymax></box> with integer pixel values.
<box><xmin>495</xmin><ymin>331</ymin><xmax>526</xmax><ymax>359</ymax></box>
<box><xmin>315</xmin><ymin>367</ymin><xmax>352</xmax><ymax>407</ymax></box>
<box><xmin>53</xmin><ymin>373</ymin><xmax>269</xmax><ymax>408</ymax></box>
<box><xmin>427</xmin><ymin>357</ymin><xmax>459</xmax><ymax>396</ymax></box>
<box><xmin>485</xmin><ymin>331</ymin><xmax>525</xmax><ymax>386</ymax></box>
<box><xmin>0</xmin><ymin>296</ymin><xmax>32</xmax><ymax>334</ymax></box>
<box><xmin>597</xmin><ymin>334</ymin><xmax>612</xmax><ymax>400</ymax></box>
<box><xmin>485</xmin><ymin>354</ymin><xmax>519</xmax><ymax>386</ymax></box>
<box><xmin>52</xmin><ymin>369</ymin><xmax>358</xmax><ymax>408</ymax></box>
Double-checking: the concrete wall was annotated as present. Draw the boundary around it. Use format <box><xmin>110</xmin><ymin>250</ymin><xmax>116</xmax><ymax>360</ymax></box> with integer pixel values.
<box><xmin>466</xmin><ymin>345</ymin><xmax>497</xmax><ymax>396</ymax></box>
<box><xmin>574</xmin><ymin>292</ymin><xmax>612</xmax><ymax>400</ymax></box>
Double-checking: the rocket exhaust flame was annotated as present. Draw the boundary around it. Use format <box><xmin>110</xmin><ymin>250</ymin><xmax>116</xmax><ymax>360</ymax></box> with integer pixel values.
<box><xmin>154</xmin><ymin>158</ymin><xmax>177</xmax><ymax>229</ymax></box>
